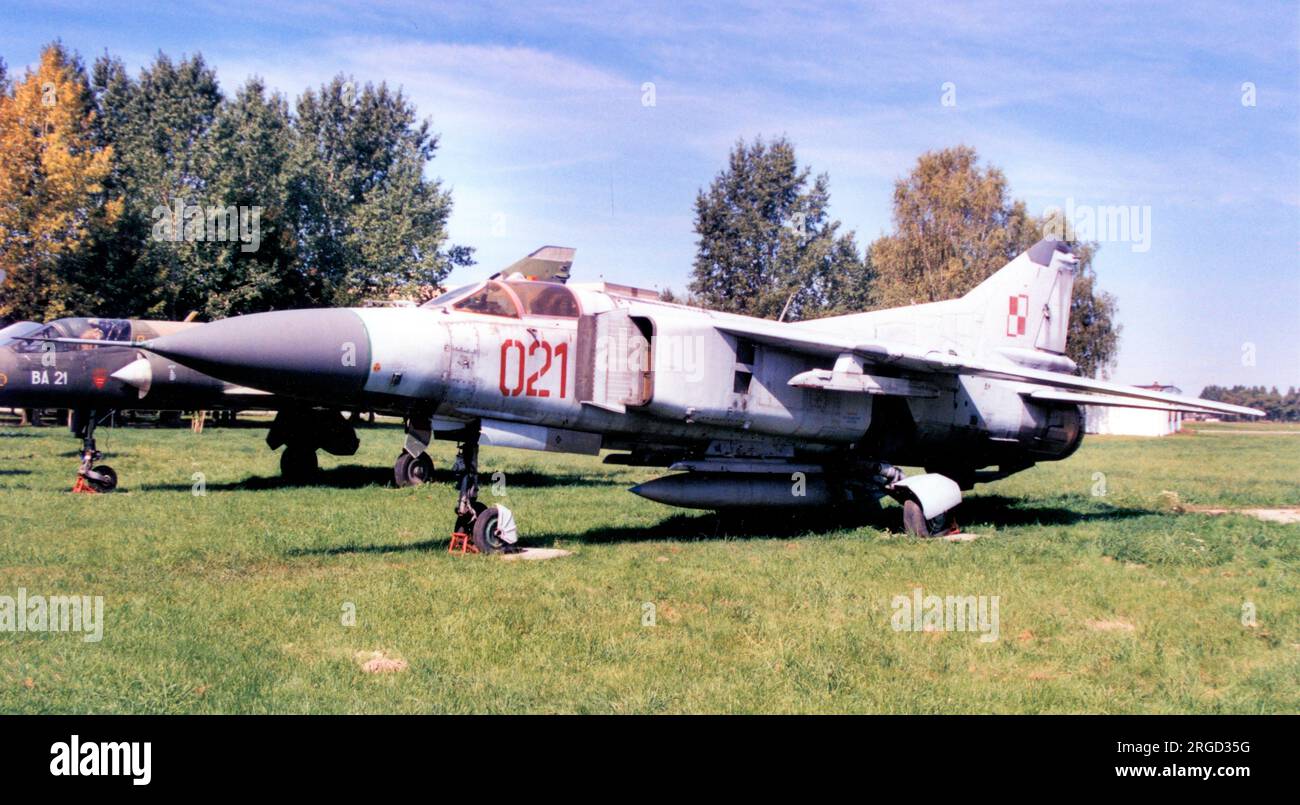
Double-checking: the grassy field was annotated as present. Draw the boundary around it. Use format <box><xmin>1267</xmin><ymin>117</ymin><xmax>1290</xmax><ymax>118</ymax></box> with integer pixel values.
<box><xmin>1</xmin><ymin>419</ymin><xmax>1296</xmax><ymax>714</ymax></box>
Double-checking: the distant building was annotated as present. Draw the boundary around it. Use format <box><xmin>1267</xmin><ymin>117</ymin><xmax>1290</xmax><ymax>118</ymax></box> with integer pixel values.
<box><xmin>1084</xmin><ymin>383</ymin><xmax>1183</xmax><ymax>436</ymax></box>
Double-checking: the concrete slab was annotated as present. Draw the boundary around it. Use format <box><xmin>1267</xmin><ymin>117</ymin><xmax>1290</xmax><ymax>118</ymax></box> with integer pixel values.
<box><xmin>1194</xmin><ymin>507</ymin><xmax>1300</xmax><ymax>525</ymax></box>
<box><xmin>501</xmin><ymin>547</ymin><xmax>574</xmax><ymax>561</ymax></box>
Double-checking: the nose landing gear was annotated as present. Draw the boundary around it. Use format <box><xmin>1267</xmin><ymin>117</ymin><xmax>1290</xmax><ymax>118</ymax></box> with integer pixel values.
<box><xmin>447</xmin><ymin>426</ymin><xmax>518</xmax><ymax>554</ymax></box>
<box><xmin>70</xmin><ymin>409</ymin><xmax>118</xmax><ymax>493</ymax></box>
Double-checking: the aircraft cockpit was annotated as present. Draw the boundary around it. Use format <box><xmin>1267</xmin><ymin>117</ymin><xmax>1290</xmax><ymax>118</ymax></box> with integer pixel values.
<box><xmin>420</xmin><ymin>280</ymin><xmax>580</xmax><ymax>319</ymax></box>
<box><xmin>10</xmin><ymin>318</ymin><xmax>133</xmax><ymax>352</ymax></box>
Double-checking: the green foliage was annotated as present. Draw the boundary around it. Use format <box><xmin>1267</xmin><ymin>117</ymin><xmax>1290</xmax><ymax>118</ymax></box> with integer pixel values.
<box><xmin>1201</xmin><ymin>385</ymin><xmax>1300</xmax><ymax>421</ymax></box>
<box><xmin>868</xmin><ymin>145</ymin><xmax>1038</xmax><ymax>307</ymax></box>
<box><xmin>87</xmin><ymin>52</ymin><xmax>224</xmax><ymax>319</ymax></box>
<box><xmin>191</xmin><ymin>78</ymin><xmax>299</xmax><ymax>317</ymax></box>
<box><xmin>291</xmin><ymin>76</ymin><xmax>470</xmax><ymax>308</ymax></box>
<box><xmin>689</xmin><ymin>136</ymin><xmax>871</xmax><ymax>321</ymax></box>
<box><xmin>1</xmin><ymin>44</ymin><xmax>471</xmax><ymax>322</ymax></box>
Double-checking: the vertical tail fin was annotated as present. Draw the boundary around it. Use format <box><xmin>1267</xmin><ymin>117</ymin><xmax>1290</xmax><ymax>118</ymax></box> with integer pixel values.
<box><xmin>963</xmin><ymin>239</ymin><xmax>1077</xmax><ymax>356</ymax></box>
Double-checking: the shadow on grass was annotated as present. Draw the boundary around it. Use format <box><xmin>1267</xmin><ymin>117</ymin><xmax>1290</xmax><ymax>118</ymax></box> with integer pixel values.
<box><xmin>0</xmin><ymin>468</ymin><xmax>32</xmax><ymax>475</ymax></box>
<box><xmin>953</xmin><ymin>495</ymin><xmax>1151</xmax><ymax>529</ymax></box>
<box><xmin>144</xmin><ymin>464</ymin><xmax>624</xmax><ymax>492</ymax></box>
<box><xmin>454</xmin><ymin>469</ymin><xmax>624</xmax><ymax>489</ymax></box>
<box><xmin>288</xmin><ymin>539</ymin><xmax>448</xmax><ymax>557</ymax></box>
<box><xmin>146</xmin><ymin>464</ymin><xmax>394</xmax><ymax>491</ymax></box>
<box><xmin>288</xmin><ymin>494</ymin><xmax>1155</xmax><ymax>556</ymax></box>
<box><xmin>181</xmin><ymin>419</ymin><xmax>403</xmax><ymax>432</ymax></box>
<box><xmin>543</xmin><ymin>508</ymin><xmax>897</xmax><ymax>546</ymax></box>
<box><xmin>524</xmin><ymin>496</ymin><xmax>1153</xmax><ymax>547</ymax></box>
<box><xmin>293</xmin><ymin>508</ymin><xmax>891</xmax><ymax>557</ymax></box>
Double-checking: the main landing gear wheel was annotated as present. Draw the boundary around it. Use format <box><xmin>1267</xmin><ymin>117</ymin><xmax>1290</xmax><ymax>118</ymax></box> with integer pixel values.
<box><xmin>280</xmin><ymin>445</ymin><xmax>319</xmax><ymax>481</ymax></box>
<box><xmin>83</xmin><ymin>465</ymin><xmax>117</xmax><ymax>493</ymax></box>
<box><xmin>902</xmin><ymin>499</ymin><xmax>954</xmax><ymax>538</ymax></box>
<box><xmin>393</xmin><ymin>451</ymin><xmax>434</xmax><ymax>487</ymax></box>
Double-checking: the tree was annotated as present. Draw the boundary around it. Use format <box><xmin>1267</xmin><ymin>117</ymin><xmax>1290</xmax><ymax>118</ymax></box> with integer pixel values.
<box><xmin>291</xmin><ymin>76</ymin><xmax>470</xmax><ymax>308</ymax></box>
<box><xmin>689</xmin><ymin>136</ymin><xmax>870</xmax><ymax>321</ymax></box>
<box><xmin>1199</xmin><ymin>385</ymin><xmax>1299</xmax><ymax>421</ymax></box>
<box><xmin>868</xmin><ymin>146</ymin><xmax>1121</xmax><ymax>377</ymax></box>
<box><xmin>3</xmin><ymin>46</ymin><xmax>474</xmax><ymax>321</ymax></box>
<box><xmin>868</xmin><ymin>146</ymin><xmax>1037</xmax><ymax>307</ymax></box>
<box><xmin>0</xmin><ymin>43</ymin><xmax>119</xmax><ymax>321</ymax></box>
<box><xmin>87</xmin><ymin>52</ymin><xmax>223</xmax><ymax>319</ymax></box>
<box><xmin>189</xmin><ymin>77</ymin><xmax>299</xmax><ymax>317</ymax></box>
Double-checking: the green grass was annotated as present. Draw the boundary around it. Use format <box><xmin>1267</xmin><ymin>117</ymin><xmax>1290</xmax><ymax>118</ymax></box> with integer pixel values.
<box><xmin>0</xmin><ymin>419</ymin><xmax>1296</xmax><ymax>713</ymax></box>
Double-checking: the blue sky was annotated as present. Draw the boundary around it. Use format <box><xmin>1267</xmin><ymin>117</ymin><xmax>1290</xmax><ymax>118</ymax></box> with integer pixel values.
<box><xmin>3</xmin><ymin>0</ymin><xmax>1297</xmax><ymax>392</ymax></box>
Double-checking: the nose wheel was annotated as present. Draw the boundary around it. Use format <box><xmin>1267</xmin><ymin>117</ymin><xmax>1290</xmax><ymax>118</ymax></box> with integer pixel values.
<box><xmin>74</xmin><ymin>459</ymin><xmax>118</xmax><ymax>494</ymax></box>
<box><xmin>70</xmin><ymin>410</ymin><xmax>119</xmax><ymax>494</ymax></box>
<box><xmin>471</xmin><ymin>505</ymin><xmax>518</xmax><ymax>553</ymax></box>
<box><xmin>447</xmin><ymin>427</ymin><xmax>518</xmax><ymax>554</ymax></box>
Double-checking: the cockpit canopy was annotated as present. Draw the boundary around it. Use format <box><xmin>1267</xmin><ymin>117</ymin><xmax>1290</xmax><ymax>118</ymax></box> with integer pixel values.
<box><xmin>420</xmin><ymin>280</ymin><xmax>580</xmax><ymax>319</ymax></box>
<box><xmin>0</xmin><ymin>321</ymin><xmax>42</xmax><ymax>347</ymax></box>
<box><xmin>9</xmin><ymin>317</ymin><xmax>133</xmax><ymax>352</ymax></box>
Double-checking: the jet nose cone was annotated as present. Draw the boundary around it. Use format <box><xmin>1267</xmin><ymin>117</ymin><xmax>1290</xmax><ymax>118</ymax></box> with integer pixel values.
<box><xmin>149</xmin><ymin>309</ymin><xmax>372</xmax><ymax>401</ymax></box>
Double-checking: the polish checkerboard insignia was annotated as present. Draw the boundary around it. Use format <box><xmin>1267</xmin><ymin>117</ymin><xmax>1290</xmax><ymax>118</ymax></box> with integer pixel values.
<box><xmin>1006</xmin><ymin>294</ymin><xmax>1029</xmax><ymax>336</ymax></box>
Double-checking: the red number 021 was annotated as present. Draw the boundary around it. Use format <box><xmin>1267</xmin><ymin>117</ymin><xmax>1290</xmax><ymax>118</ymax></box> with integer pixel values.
<box><xmin>499</xmin><ymin>338</ymin><xmax>568</xmax><ymax>398</ymax></box>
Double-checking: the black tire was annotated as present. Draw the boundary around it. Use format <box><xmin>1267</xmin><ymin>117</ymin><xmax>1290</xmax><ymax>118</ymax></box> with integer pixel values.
<box><xmin>280</xmin><ymin>445</ymin><xmax>318</xmax><ymax>481</ymax></box>
<box><xmin>393</xmin><ymin>451</ymin><xmax>434</xmax><ymax>487</ymax></box>
<box><xmin>471</xmin><ymin>505</ymin><xmax>508</xmax><ymax>554</ymax></box>
<box><xmin>86</xmin><ymin>465</ymin><xmax>117</xmax><ymax>493</ymax></box>
<box><xmin>902</xmin><ymin>499</ymin><xmax>951</xmax><ymax>538</ymax></box>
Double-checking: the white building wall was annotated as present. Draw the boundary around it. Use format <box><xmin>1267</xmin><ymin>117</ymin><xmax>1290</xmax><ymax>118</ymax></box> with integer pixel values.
<box><xmin>1085</xmin><ymin>406</ymin><xmax>1182</xmax><ymax>436</ymax></box>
